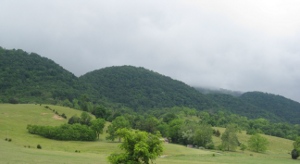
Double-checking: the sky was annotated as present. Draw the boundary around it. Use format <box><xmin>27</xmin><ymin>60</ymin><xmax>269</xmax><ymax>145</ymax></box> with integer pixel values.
<box><xmin>1</xmin><ymin>0</ymin><xmax>300</xmax><ymax>102</ymax></box>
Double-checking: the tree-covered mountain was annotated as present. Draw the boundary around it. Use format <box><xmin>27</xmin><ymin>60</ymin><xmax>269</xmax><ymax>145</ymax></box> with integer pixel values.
<box><xmin>0</xmin><ymin>47</ymin><xmax>86</xmax><ymax>103</ymax></box>
<box><xmin>2</xmin><ymin>47</ymin><xmax>300</xmax><ymax>124</ymax></box>
<box><xmin>206</xmin><ymin>93</ymin><xmax>282</xmax><ymax>122</ymax></box>
<box><xmin>240</xmin><ymin>92</ymin><xmax>300</xmax><ymax>124</ymax></box>
<box><xmin>79</xmin><ymin>66</ymin><xmax>217</xmax><ymax>111</ymax></box>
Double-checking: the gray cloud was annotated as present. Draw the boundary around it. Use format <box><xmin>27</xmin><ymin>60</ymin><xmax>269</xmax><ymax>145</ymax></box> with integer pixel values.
<box><xmin>1</xmin><ymin>0</ymin><xmax>300</xmax><ymax>102</ymax></box>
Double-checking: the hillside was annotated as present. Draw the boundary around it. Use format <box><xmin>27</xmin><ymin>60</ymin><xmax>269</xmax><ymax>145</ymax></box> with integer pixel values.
<box><xmin>0</xmin><ymin>47</ymin><xmax>87</xmax><ymax>103</ymax></box>
<box><xmin>0</xmin><ymin>104</ymin><xmax>297</xmax><ymax>164</ymax></box>
<box><xmin>79</xmin><ymin>66</ymin><xmax>217</xmax><ymax>111</ymax></box>
<box><xmin>2</xmin><ymin>47</ymin><xmax>300</xmax><ymax>124</ymax></box>
<box><xmin>206</xmin><ymin>93</ymin><xmax>282</xmax><ymax>122</ymax></box>
<box><xmin>240</xmin><ymin>92</ymin><xmax>300</xmax><ymax>124</ymax></box>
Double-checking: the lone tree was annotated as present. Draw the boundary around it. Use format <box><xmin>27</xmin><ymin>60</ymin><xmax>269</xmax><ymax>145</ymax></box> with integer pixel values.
<box><xmin>221</xmin><ymin>124</ymin><xmax>239</xmax><ymax>151</ymax></box>
<box><xmin>247</xmin><ymin>134</ymin><xmax>269</xmax><ymax>153</ymax></box>
<box><xmin>90</xmin><ymin>118</ymin><xmax>106</xmax><ymax>140</ymax></box>
<box><xmin>291</xmin><ymin>149</ymin><xmax>299</xmax><ymax>159</ymax></box>
<box><xmin>108</xmin><ymin>128</ymin><xmax>163</xmax><ymax>164</ymax></box>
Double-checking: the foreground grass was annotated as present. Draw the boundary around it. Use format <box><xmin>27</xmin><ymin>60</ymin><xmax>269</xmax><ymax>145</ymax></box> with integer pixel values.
<box><xmin>0</xmin><ymin>104</ymin><xmax>298</xmax><ymax>164</ymax></box>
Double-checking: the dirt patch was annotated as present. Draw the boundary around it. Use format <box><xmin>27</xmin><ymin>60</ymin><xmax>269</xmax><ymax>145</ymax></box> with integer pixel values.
<box><xmin>52</xmin><ymin>114</ymin><xmax>64</xmax><ymax>120</ymax></box>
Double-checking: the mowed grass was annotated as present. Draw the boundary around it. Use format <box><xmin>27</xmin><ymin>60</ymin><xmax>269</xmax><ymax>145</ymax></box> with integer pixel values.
<box><xmin>0</xmin><ymin>104</ymin><xmax>299</xmax><ymax>164</ymax></box>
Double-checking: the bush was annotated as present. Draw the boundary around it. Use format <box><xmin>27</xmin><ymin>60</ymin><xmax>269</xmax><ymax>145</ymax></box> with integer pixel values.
<box><xmin>240</xmin><ymin>143</ymin><xmax>247</xmax><ymax>151</ymax></box>
<box><xmin>205</xmin><ymin>142</ymin><xmax>215</xmax><ymax>149</ymax></box>
<box><xmin>61</xmin><ymin>113</ymin><xmax>67</xmax><ymax>119</ymax></box>
<box><xmin>8</xmin><ymin>138</ymin><xmax>12</xmax><ymax>142</ymax></box>
<box><xmin>291</xmin><ymin>149</ymin><xmax>299</xmax><ymax>159</ymax></box>
<box><xmin>37</xmin><ymin>144</ymin><xmax>42</xmax><ymax>149</ymax></box>
<box><xmin>9</xmin><ymin>97</ymin><xmax>19</xmax><ymax>104</ymax></box>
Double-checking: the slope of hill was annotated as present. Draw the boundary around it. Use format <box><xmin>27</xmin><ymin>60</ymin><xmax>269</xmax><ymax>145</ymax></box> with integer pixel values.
<box><xmin>206</xmin><ymin>93</ymin><xmax>282</xmax><ymax>122</ymax></box>
<box><xmin>0</xmin><ymin>47</ymin><xmax>86</xmax><ymax>103</ymax></box>
<box><xmin>79</xmin><ymin>66</ymin><xmax>217</xmax><ymax>111</ymax></box>
<box><xmin>240</xmin><ymin>92</ymin><xmax>300</xmax><ymax>124</ymax></box>
<box><xmin>0</xmin><ymin>104</ymin><xmax>296</xmax><ymax>164</ymax></box>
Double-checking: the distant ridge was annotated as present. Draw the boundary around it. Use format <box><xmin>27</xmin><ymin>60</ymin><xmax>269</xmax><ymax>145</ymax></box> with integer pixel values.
<box><xmin>1</xmin><ymin>47</ymin><xmax>300</xmax><ymax>124</ymax></box>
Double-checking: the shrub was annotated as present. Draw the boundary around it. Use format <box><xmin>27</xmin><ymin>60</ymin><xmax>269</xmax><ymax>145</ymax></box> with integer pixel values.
<box><xmin>37</xmin><ymin>144</ymin><xmax>42</xmax><ymax>149</ymax></box>
<box><xmin>291</xmin><ymin>149</ymin><xmax>299</xmax><ymax>159</ymax></box>
<box><xmin>205</xmin><ymin>142</ymin><xmax>215</xmax><ymax>149</ymax></box>
<box><xmin>240</xmin><ymin>143</ymin><xmax>247</xmax><ymax>151</ymax></box>
<box><xmin>61</xmin><ymin>113</ymin><xmax>67</xmax><ymax>119</ymax></box>
<box><xmin>8</xmin><ymin>138</ymin><xmax>12</xmax><ymax>142</ymax></box>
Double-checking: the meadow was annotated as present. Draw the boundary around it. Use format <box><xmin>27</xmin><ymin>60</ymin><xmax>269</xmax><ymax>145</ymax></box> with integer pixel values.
<box><xmin>0</xmin><ymin>104</ymin><xmax>298</xmax><ymax>164</ymax></box>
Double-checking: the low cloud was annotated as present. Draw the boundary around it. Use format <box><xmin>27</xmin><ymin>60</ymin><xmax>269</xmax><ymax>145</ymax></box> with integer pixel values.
<box><xmin>1</xmin><ymin>0</ymin><xmax>300</xmax><ymax>102</ymax></box>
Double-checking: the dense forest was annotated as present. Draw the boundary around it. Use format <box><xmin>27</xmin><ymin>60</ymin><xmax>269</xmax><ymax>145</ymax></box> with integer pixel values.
<box><xmin>79</xmin><ymin>66</ymin><xmax>217</xmax><ymax>111</ymax></box>
<box><xmin>2</xmin><ymin>47</ymin><xmax>300</xmax><ymax>126</ymax></box>
<box><xmin>0</xmin><ymin>47</ymin><xmax>88</xmax><ymax>103</ymax></box>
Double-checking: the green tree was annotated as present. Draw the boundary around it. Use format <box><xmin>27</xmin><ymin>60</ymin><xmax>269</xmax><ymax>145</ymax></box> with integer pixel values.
<box><xmin>247</xmin><ymin>134</ymin><xmax>269</xmax><ymax>153</ymax></box>
<box><xmin>291</xmin><ymin>149</ymin><xmax>299</xmax><ymax>159</ymax></box>
<box><xmin>221</xmin><ymin>124</ymin><xmax>239</xmax><ymax>151</ymax></box>
<box><xmin>292</xmin><ymin>137</ymin><xmax>300</xmax><ymax>159</ymax></box>
<box><xmin>139</xmin><ymin>116</ymin><xmax>159</xmax><ymax>133</ymax></box>
<box><xmin>90</xmin><ymin>118</ymin><xmax>106</xmax><ymax>140</ymax></box>
<box><xmin>106</xmin><ymin>116</ymin><xmax>130</xmax><ymax>142</ymax></box>
<box><xmin>68</xmin><ymin>115</ymin><xmax>81</xmax><ymax>124</ymax></box>
<box><xmin>193</xmin><ymin>124</ymin><xmax>213</xmax><ymax>148</ymax></box>
<box><xmin>293</xmin><ymin>137</ymin><xmax>300</xmax><ymax>151</ymax></box>
<box><xmin>108</xmin><ymin>128</ymin><xmax>163</xmax><ymax>164</ymax></box>
<box><xmin>80</xmin><ymin>112</ymin><xmax>92</xmax><ymax>125</ymax></box>
<box><xmin>168</xmin><ymin>119</ymin><xmax>184</xmax><ymax>143</ymax></box>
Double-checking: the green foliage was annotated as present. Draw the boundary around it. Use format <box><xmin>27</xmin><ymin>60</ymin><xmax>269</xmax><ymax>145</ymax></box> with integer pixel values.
<box><xmin>179</xmin><ymin>121</ymin><xmax>213</xmax><ymax>148</ymax></box>
<box><xmin>108</xmin><ymin>128</ymin><xmax>163</xmax><ymax>164</ymax></box>
<box><xmin>293</xmin><ymin>137</ymin><xmax>300</xmax><ymax>152</ymax></box>
<box><xmin>79</xmin><ymin>65</ymin><xmax>217</xmax><ymax>111</ymax></box>
<box><xmin>193</xmin><ymin>124</ymin><xmax>213</xmax><ymax>148</ymax></box>
<box><xmin>37</xmin><ymin>144</ymin><xmax>42</xmax><ymax>149</ymax></box>
<box><xmin>167</xmin><ymin>119</ymin><xmax>184</xmax><ymax>143</ymax></box>
<box><xmin>80</xmin><ymin>112</ymin><xmax>92</xmax><ymax>125</ymax></box>
<box><xmin>221</xmin><ymin>124</ymin><xmax>239</xmax><ymax>151</ymax></box>
<box><xmin>68</xmin><ymin>115</ymin><xmax>81</xmax><ymax>124</ymax></box>
<box><xmin>248</xmin><ymin>134</ymin><xmax>269</xmax><ymax>153</ymax></box>
<box><xmin>240</xmin><ymin>143</ymin><xmax>247</xmax><ymax>151</ymax></box>
<box><xmin>27</xmin><ymin>124</ymin><xmax>96</xmax><ymax>141</ymax></box>
<box><xmin>240</xmin><ymin>92</ymin><xmax>300</xmax><ymax>124</ymax></box>
<box><xmin>106</xmin><ymin>116</ymin><xmax>131</xmax><ymax>142</ymax></box>
<box><xmin>90</xmin><ymin>118</ymin><xmax>106</xmax><ymax>140</ymax></box>
<box><xmin>291</xmin><ymin>149</ymin><xmax>299</xmax><ymax>159</ymax></box>
<box><xmin>0</xmin><ymin>47</ymin><xmax>86</xmax><ymax>104</ymax></box>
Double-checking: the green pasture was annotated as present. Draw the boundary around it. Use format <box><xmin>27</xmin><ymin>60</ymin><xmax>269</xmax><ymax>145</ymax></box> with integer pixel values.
<box><xmin>0</xmin><ymin>104</ymin><xmax>298</xmax><ymax>164</ymax></box>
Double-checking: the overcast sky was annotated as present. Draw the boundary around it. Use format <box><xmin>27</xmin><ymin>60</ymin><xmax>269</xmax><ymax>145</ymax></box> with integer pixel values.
<box><xmin>1</xmin><ymin>0</ymin><xmax>300</xmax><ymax>102</ymax></box>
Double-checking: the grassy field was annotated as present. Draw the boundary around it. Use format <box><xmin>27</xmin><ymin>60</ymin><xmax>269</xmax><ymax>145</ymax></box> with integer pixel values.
<box><xmin>0</xmin><ymin>104</ymin><xmax>299</xmax><ymax>164</ymax></box>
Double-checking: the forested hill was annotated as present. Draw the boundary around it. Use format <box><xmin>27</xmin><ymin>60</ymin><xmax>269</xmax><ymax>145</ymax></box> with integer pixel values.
<box><xmin>2</xmin><ymin>47</ymin><xmax>300</xmax><ymax>124</ymax></box>
<box><xmin>0</xmin><ymin>47</ymin><xmax>85</xmax><ymax>103</ymax></box>
<box><xmin>240</xmin><ymin>92</ymin><xmax>300</xmax><ymax>124</ymax></box>
<box><xmin>79</xmin><ymin>66</ymin><xmax>217</xmax><ymax>111</ymax></box>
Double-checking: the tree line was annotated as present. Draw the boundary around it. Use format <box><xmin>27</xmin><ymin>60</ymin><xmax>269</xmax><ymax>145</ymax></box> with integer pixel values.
<box><xmin>27</xmin><ymin>112</ymin><xmax>105</xmax><ymax>141</ymax></box>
